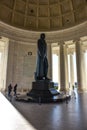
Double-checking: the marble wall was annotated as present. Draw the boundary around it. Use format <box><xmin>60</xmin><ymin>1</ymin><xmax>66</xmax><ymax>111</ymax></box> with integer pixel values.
<box><xmin>6</xmin><ymin>41</ymin><xmax>37</xmax><ymax>92</ymax></box>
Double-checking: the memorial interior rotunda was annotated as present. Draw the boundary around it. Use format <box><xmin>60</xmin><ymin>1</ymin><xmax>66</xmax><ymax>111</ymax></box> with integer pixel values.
<box><xmin>0</xmin><ymin>0</ymin><xmax>87</xmax><ymax>130</ymax></box>
<box><xmin>0</xmin><ymin>0</ymin><xmax>87</xmax><ymax>92</ymax></box>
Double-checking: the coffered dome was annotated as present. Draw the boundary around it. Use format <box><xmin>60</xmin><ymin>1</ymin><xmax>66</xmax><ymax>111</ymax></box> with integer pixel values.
<box><xmin>0</xmin><ymin>0</ymin><xmax>87</xmax><ymax>31</ymax></box>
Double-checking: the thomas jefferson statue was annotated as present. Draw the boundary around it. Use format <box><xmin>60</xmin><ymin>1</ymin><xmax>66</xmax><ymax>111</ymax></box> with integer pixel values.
<box><xmin>35</xmin><ymin>33</ymin><xmax>49</xmax><ymax>80</ymax></box>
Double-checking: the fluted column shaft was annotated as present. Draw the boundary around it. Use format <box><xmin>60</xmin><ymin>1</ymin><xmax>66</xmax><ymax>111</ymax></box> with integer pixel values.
<box><xmin>47</xmin><ymin>44</ymin><xmax>52</xmax><ymax>79</ymax></box>
<box><xmin>75</xmin><ymin>40</ymin><xmax>86</xmax><ymax>92</ymax></box>
<box><xmin>59</xmin><ymin>42</ymin><xmax>66</xmax><ymax>91</ymax></box>
<box><xmin>81</xmin><ymin>51</ymin><xmax>87</xmax><ymax>90</ymax></box>
<box><xmin>70</xmin><ymin>53</ymin><xmax>74</xmax><ymax>88</ymax></box>
<box><xmin>64</xmin><ymin>45</ymin><xmax>69</xmax><ymax>90</ymax></box>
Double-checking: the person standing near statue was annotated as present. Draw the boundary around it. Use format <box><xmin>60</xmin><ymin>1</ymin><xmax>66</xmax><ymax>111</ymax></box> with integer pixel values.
<box><xmin>13</xmin><ymin>84</ymin><xmax>18</xmax><ymax>96</ymax></box>
<box><xmin>35</xmin><ymin>33</ymin><xmax>49</xmax><ymax>80</ymax></box>
<box><xmin>7</xmin><ymin>83</ymin><xmax>13</xmax><ymax>102</ymax></box>
<box><xmin>8</xmin><ymin>83</ymin><xmax>12</xmax><ymax>97</ymax></box>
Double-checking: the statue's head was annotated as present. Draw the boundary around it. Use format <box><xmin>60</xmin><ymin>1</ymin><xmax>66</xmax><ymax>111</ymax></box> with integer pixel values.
<box><xmin>40</xmin><ymin>33</ymin><xmax>45</xmax><ymax>39</ymax></box>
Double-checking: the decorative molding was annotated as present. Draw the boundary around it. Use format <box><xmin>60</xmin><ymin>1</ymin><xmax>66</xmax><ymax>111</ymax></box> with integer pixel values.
<box><xmin>0</xmin><ymin>21</ymin><xmax>87</xmax><ymax>44</ymax></box>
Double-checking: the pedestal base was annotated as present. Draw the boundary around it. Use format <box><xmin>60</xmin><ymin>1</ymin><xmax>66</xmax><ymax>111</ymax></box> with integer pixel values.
<box><xmin>27</xmin><ymin>80</ymin><xmax>59</xmax><ymax>102</ymax></box>
<box><xmin>15</xmin><ymin>80</ymin><xmax>71</xmax><ymax>103</ymax></box>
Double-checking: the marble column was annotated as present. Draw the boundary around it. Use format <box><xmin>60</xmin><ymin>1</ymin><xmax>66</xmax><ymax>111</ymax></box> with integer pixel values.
<box><xmin>6</xmin><ymin>39</ymin><xmax>16</xmax><ymax>88</ymax></box>
<box><xmin>75</xmin><ymin>40</ymin><xmax>86</xmax><ymax>92</ymax></box>
<box><xmin>81</xmin><ymin>51</ymin><xmax>87</xmax><ymax>90</ymax></box>
<box><xmin>64</xmin><ymin>45</ymin><xmax>69</xmax><ymax>91</ymax></box>
<box><xmin>59</xmin><ymin>42</ymin><xmax>66</xmax><ymax>91</ymax></box>
<box><xmin>70</xmin><ymin>53</ymin><xmax>74</xmax><ymax>89</ymax></box>
<box><xmin>0</xmin><ymin>50</ymin><xmax>4</xmax><ymax>90</ymax></box>
<box><xmin>47</xmin><ymin>44</ymin><xmax>52</xmax><ymax>79</ymax></box>
<box><xmin>58</xmin><ymin>53</ymin><xmax>60</xmax><ymax>87</ymax></box>
<box><xmin>84</xmin><ymin>51</ymin><xmax>87</xmax><ymax>89</ymax></box>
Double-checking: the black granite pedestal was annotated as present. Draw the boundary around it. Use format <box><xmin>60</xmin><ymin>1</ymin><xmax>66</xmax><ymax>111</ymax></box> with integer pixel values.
<box><xmin>27</xmin><ymin>80</ymin><xmax>59</xmax><ymax>103</ymax></box>
<box><xmin>15</xmin><ymin>80</ymin><xmax>71</xmax><ymax>103</ymax></box>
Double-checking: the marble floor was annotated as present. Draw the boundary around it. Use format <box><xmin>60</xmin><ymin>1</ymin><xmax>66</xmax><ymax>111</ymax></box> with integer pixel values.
<box><xmin>1</xmin><ymin>91</ymin><xmax>87</xmax><ymax>130</ymax></box>
<box><xmin>0</xmin><ymin>92</ymin><xmax>36</xmax><ymax>130</ymax></box>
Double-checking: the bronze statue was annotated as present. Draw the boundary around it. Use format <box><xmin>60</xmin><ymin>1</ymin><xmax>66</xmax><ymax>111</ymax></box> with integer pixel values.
<box><xmin>35</xmin><ymin>33</ymin><xmax>49</xmax><ymax>80</ymax></box>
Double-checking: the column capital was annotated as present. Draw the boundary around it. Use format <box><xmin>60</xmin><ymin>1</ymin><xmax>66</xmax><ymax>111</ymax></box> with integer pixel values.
<box><xmin>58</xmin><ymin>40</ymin><xmax>65</xmax><ymax>45</ymax></box>
<box><xmin>73</xmin><ymin>39</ymin><xmax>81</xmax><ymax>44</ymax></box>
<box><xmin>69</xmin><ymin>52</ymin><xmax>74</xmax><ymax>55</ymax></box>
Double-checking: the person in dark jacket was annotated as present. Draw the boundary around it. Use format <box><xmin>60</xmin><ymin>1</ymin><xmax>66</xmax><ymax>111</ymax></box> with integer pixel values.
<box><xmin>8</xmin><ymin>83</ymin><xmax>12</xmax><ymax>97</ymax></box>
<box><xmin>13</xmin><ymin>84</ymin><xmax>18</xmax><ymax>96</ymax></box>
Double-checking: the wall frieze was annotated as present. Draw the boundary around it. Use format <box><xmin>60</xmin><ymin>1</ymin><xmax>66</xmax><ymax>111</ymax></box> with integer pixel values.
<box><xmin>0</xmin><ymin>21</ymin><xmax>87</xmax><ymax>44</ymax></box>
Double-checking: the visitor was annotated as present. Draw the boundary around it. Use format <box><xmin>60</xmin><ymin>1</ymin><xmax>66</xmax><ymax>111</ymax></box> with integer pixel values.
<box><xmin>71</xmin><ymin>85</ymin><xmax>76</xmax><ymax>99</ymax></box>
<box><xmin>13</xmin><ymin>84</ymin><xmax>18</xmax><ymax>96</ymax></box>
<box><xmin>8</xmin><ymin>83</ymin><xmax>12</xmax><ymax>97</ymax></box>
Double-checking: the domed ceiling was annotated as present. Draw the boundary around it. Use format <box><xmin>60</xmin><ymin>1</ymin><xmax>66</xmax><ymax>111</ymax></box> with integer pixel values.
<box><xmin>0</xmin><ymin>0</ymin><xmax>87</xmax><ymax>31</ymax></box>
